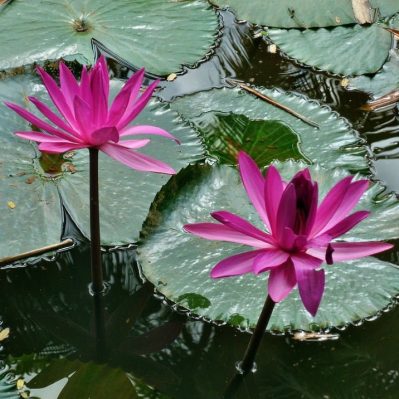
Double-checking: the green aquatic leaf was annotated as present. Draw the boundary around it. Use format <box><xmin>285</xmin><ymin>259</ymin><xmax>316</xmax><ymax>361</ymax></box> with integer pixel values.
<box><xmin>0</xmin><ymin>0</ymin><xmax>218</xmax><ymax>75</ymax></box>
<box><xmin>211</xmin><ymin>0</ymin><xmax>399</xmax><ymax>28</ymax></box>
<box><xmin>0</xmin><ymin>368</ymin><xmax>20</xmax><ymax>399</ymax></box>
<box><xmin>268</xmin><ymin>23</ymin><xmax>392</xmax><ymax>76</ymax></box>
<box><xmin>193</xmin><ymin>114</ymin><xmax>303</xmax><ymax>166</ymax></box>
<box><xmin>138</xmin><ymin>162</ymin><xmax>399</xmax><ymax>331</ymax></box>
<box><xmin>0</xmin><ymin>75</ymin><xmax>62</xmax><ymax>260</ymax></box>
<box><xmin>0</xmin><ymin>73</ymin><xmax>203</xmax><ymax>260</ymax></box>
<box><xmin>171</xmin><ymin>86</ymin><xmax>369</xmax><ymax>172</ymax></box>
<box><xmin>349</xmin><ymin>49</ymin><xmax>399</xmax><ymax>98</ymax></box>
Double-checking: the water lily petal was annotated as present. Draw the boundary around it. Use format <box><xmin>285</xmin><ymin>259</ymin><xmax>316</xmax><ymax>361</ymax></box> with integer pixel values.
<box><xmin>37</xmin><ymin>67</ymin><xmax>76</xmax><ymax>124</ymax></box>
<box><xmin>15</xmin><ymin>131</ymin><xmax>74</xmax><ymax>143</ymax></box>
<box><xmin>253</xmin><ymin>249</ymin><xmax>289</xmax><ymax>274</ymax></box>
<box><xmin>5</xmin><ymin>101</ymin><xmax>79</xmax><ymax>142</ymax></box>
<box><xmin>38</xmin><ymin>141</ymin><xmax>86</xmax><ymax>153</ymax></box>
<box><xmin>294</xmin><ymin>263</ymin><xmax>325</xmax><ymax>317</ymax></box>
<box><xmin>311</xmin><ymin>176</ymin><xmax>353</xmax><ymax>236</ymax></box>
<box><xmin>90</xmin><ymin>64</ymin><xmax>108</xmax><ymax>126</ymax></box>
<box><xmin>120</xmin><ymin>125</ymin><xmax>179</xmax><ymax>143</ymax></box>
<box><xmin>238</xmin><ymin>151</ymin><xmax>270</xmax><ymax>229</ymax></box>
<box><xmin>117</xmin><ymin>79</ymin><xmax>159</xmax><ymax>130</ymax></box>
<box><xmin>267</xmin><ymin>260</ymin><xmax>297</xmax><ymax>302</ymax></box>
<box><xmin>328</xmin><ymin>241</ymin><xmax>393</xmax><ymax>262</ymax></box>
<box><xmin>59</xmin><ymin>62</ymin><xmax>80</xmax><ymax>110</ymax></box>
<box><xmin>184</xmin><ymin>223</ymin><xmax>270</xmax><ymax>248</ymax></box>
<box><xmin>117</xmin><ymin>139</ymin><xmax>151</xmax><ymax>149</ymax></box>
<box><xmin>211</xmin><ymin>210</ymin><xmax>275</xmax><ymax>245</ymax></box>
<box><xmin>275</xmin><ymin>183</ymin><xmax>296</xmax><ymax>242</ymax></box>
<box><xmin>73</xmin><ymin>95</ymin><xmax>92</xmax><ymax>138</ymax></box>
<box><xmin>28</xmin><ymin>96</ymin><xmax>80</xmax><ymax>140</ymax></box>
<box><xmin>322</xmin><ymin>210</ymin><xmax>370</xmax><ymax>239</ymax></box>
<box><xmin>319</xmin><ymin>179</ymin><xmax>369</xmax><ymax>234</ymax></box>
<box><xmin>79</xmin><ymin>66</ymin><xmax>92</xmax><ymax>106</ymax></box>
<box><xmin>264</xmin><ymin>164</ymin><xmax>284</xmax><ymax>233</ymax></box>
<box><xmin>97</xmin><ymin>56</ymin><xmax>110</xmax><ymax>105</ymax></box>
<box><xmin>211</xmin><ymin>250</ymin><xmax>265</xmax><ymax>278</ymax></box>
<box><xmin>100</xmin><ymin>142</ymin><xmax>175</xmax><ymax>174</ymax></box>
<box><xmin>108</xmin><ymin>68</ymin><xmax>145</xmax><ymax>125</ymax></box>
<box><xmin>88</xmin><ymin>127</ymin><xmax>119</xmax><ymax>146</ymax></box>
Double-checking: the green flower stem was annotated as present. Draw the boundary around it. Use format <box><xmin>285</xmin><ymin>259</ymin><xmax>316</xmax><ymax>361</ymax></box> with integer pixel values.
<box><xmin>89</xmin><ymin>148</ymin><xmax>106</xmax><ymax>358</ymax></box>
<box><xmin>239</xmin><ymin>295</ymin><xmax>276</xmax><ymax>374</ymax></box>
<box><xmin>89</xmin><ymin>148</ymin><xmax>104</xmax><ymax>294</ymax></box>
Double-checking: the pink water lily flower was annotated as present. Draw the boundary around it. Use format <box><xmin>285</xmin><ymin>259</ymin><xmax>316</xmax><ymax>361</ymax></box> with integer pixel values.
<box><xmin>184</xmin><ymin>152</ymin><xmax>393</xmax><ymax>316</ymax></box>
<box><xmin>5</xmin><ymin>56</ymin><xmax>178</xmax><ymax>174</ymax></box>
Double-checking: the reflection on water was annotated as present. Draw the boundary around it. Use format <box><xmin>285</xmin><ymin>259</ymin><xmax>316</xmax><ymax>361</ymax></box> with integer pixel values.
<box><xmin>1</xmin><ymin>8</ymin><xmax>399</xmax><ymax>399</ymax></box>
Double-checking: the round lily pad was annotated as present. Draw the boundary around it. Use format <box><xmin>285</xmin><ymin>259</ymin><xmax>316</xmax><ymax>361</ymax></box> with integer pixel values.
<box><xmin>0</xmin><ymin>72</ymin><xmax>203</xmax><ymax>260</ymax></box>
<box><xmin>170</xmin><ymin>86</ymin><xmax>369</xmax><ymax>172</ymax></box>
<box><xmin>0</xmin><ymin>0</ymin><xmax>219</xmax><ymax>75</ymax></box>
<box><xmin>210</xmin><ymin>0</ymin><xmax>399</xmax><ymax>28</ymax></box>
<box><xmin>268</xmin><ymin>23</ymin><xmax>393</xmax><ymax>76</ymax></box>
<box><xmin>138</xmin><ymin>161</ymin><xmax>399</xmax><ymax>331</ymax></box>
<box><xmin>349</xmin><ymin>49</ymin><xmax>399</xmax><ymax>98</ymax></box>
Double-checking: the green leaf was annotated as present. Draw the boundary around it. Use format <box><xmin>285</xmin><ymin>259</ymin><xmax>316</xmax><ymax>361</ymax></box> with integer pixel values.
<box><xmin>0</xmin><ymin>73</ymin><xmax>203</xmax><ymax>260</ymax></box>
<box><xmin>349</xmin><ymin>49</ymin><xmax>399</xmax><ymax>98</ymax></box>
<box><xmin>211</xmin><ymin>0</ymin><xmax>399</xmax><ymax>28</ymax></box>
<box><xmin>0</xmin><ymin>74</ymin><xmax>62</xmax><ymax>260</ymax></box>
<box><xmin>268</xmin><ymin>23</ymin><xmax>392</xmax><ymax>76</ymax></box>
<box><xmin>0</xmin><ymin>0</ymin><xmax>218</xmax><ymax>75</ymax></box>
<box><xmin>194</xmin><ymin>114</ymin><xmax>304</xmax><ymax>166</ymax></box>
<box><xmin>137</xmin><ymin>162</ymin><xmax>399</xmax><ymax>332</ymax></box>
<box><xmin>171</xmin><ymin>86</ymin><xmax>369</xmax><ymax>172</ymax></box>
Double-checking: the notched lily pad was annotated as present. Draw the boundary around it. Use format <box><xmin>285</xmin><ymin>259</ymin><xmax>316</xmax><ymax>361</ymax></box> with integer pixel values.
<box><xmin>138</xmin><ymin>161</ymin><xmax>399</xmax><ymax>332</ymax></box>
<box><xmin>0</xmin><ymin>0</ymin><xmax>219</xmax><ymax>75</ymax></box>
<box><xmin>171</xmin><ymin>86</ymin><xmax>369</xmax><ymax>173</ymax></box>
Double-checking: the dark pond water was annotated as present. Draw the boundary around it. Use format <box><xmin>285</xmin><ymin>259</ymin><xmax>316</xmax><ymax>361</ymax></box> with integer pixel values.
<box><xmin>1</xmin><ymin>9</ymin><xmax>399</xmax><ymax>399</ymax></box>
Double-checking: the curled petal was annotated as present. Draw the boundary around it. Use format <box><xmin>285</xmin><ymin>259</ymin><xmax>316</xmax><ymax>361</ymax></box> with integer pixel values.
<box><xmin>120</xmin><ymin>125</ymin><xmax>179</xmax><ymax>143</ymax></box>
<box><xmin>253</xmin><ymin>249</ymin><xmax>289</xmax><ymax>274</ymax></box>
<box><xmin>238</xmin><ymin>151</ymin><xmax>270</xmax><ymax>229</ymax></box>
<box><xmin>211</xmin><ymin>250</ymin><xmax>265</xmax><ymax>278</ymax></box>
<box><xmin>184</xmin><ymin>223</ymin><xmax>271</xmax><ymax>248</ymax></box>
<box><xmin>100</xmin><ymin>142</ymin><xmax>175</xmax><ymax>174</ymax></box>
<box><xmin>267</xmin><ymin>260</ymin><xmax>297</xmax><ymax>302</ymax></box>
<box><xmin>275</xmin><ymin>183</ymin><xmax>296</xmax><ymax>242</ymax></box>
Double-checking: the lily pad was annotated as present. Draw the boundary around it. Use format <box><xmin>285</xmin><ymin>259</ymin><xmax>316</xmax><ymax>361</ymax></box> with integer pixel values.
<box><xmin>138</xmin><ymin>161</ymin><xmax>399</xmax><ymax>331</ymax></box>
<box><xmin>0</xmin><ymin>72</ymin><xmax>203</xmax><ymax>259</ymax></box>
<box><xmin>268</xmin><ymin>23</ymin><xmax>393</xmax><ymax>76</ymax></box>
<box><xmin>171</xmin><ymin>86</ymin><xmax>369</xmax><ymax>172</ymax></box>
<box><xmin>349</xmin><ymin>49</ymin><xmax>399</xmax><ymax>98</ymax></box>
<box><xmin>0</xmin><ymin>75</ymin><xmax>62</xmax><ymax>260</ymax></box>
<box><xmin>0</xmin><ymin>0</ymin><xmax>218</xmax><ymax>75</ymax></box>
<box><xmin>211</xmin><ymin>0</ymin><xmax>399</xmax><ymax>28</ymax></box>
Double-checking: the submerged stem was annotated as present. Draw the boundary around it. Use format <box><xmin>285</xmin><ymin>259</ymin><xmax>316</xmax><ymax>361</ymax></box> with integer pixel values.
<box><xmin>239</xmin><ymin>295</ymin><xmax>276</xmax><ymax>374</ymax></box>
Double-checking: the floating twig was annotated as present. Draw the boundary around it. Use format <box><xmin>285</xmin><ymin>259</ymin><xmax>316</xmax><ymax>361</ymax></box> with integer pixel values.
<box><xmin>0</xmin><ymin>238</ymin><xmax>74</xmax><ymax>268</ymax></box>
<box><xmin>227</xmin><ymin>79</ymin><xmax>320</xmax><ymax>129</ymax></box>
<box><xmin>360</xmin><ymin>89</ymin><xmax>399</xmax><ymax>111</ymax></box>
